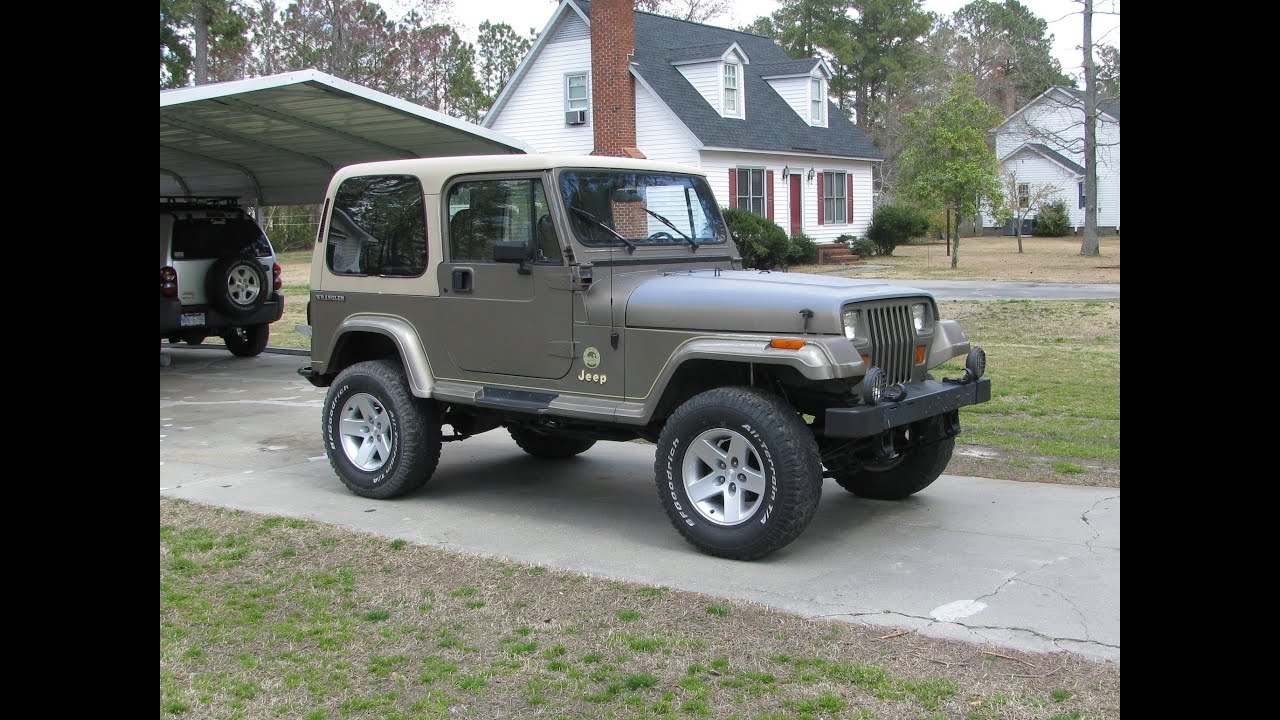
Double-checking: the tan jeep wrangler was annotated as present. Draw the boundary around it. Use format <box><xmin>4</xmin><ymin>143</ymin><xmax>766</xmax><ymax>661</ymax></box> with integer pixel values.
<box><xmin>298</xmin><ymin>155</ymin><xmax>990</xmax><ymax>560</ymax></box>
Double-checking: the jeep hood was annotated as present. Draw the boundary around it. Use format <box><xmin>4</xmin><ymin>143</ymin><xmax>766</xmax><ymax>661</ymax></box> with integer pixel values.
<box><xmin>624</xmin><ymin>270</ymin><xmax>933</xmax><ymax>335</ymax></box>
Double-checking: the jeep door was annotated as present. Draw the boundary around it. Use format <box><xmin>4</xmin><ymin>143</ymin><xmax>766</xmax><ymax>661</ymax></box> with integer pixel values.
<box><xmin>435</xmin><ymin>174</ymin><xmax>574</xmax><ymax>380</ymax></box>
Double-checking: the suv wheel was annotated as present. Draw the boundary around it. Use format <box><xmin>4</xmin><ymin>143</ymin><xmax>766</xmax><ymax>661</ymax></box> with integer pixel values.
<box><xmin>655</xmin><ymin>387</ymin><xmax>822</xmax><ymax>560</ymax></box>
<box><xmin>206</xmin><ymin>254</ymin><xmax>268</xmax><ymax>317</ymax></box>
<box><xmin>225</xmin><ymin>324</ymin><xmax>269</xmax><ymax>357</ymax></box>
<box><xmin>830</xmin><ymin>438</ymin><xmax>954</xmax><ymax>500</ymax></box>
<box><xmin>322</xmin><ymin>359</ymin><xmax>441</xmax><ymax>499</ymax></box>
<box><xmin>508</xmin><ymin>428</ymin><xmax>596</xmax><ymax>458</ymax></box>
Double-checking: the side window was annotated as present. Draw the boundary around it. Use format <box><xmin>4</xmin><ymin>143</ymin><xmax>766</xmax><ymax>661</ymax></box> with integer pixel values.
<box><xmin>326</xmin><ymin>175</ymin><xmax>426</xmax><ymax>277</ymax></box>
<box><xmin>447</xmin><ymin>178</ymin><xmax>561</xmax><ymax>264</ymax></box>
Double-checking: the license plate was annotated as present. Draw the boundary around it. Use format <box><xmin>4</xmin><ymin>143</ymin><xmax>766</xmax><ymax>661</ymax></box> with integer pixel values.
<box><xmin>180</xmin><ymin>313</ymin><xmax>206</xmax><ymax>327</ymax></box>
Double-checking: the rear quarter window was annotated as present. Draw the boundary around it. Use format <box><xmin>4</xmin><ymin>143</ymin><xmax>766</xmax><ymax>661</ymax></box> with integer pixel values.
<box><xmin>327</xmin><ymin>175</ymin><xmax>427</xmax><ymax>277</ymax></box>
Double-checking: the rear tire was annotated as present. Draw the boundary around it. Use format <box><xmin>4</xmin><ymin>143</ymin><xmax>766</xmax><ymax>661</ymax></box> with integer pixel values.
<box><xmin>655</xmin><ymin>387</ymin><xmax>822</xmax><ymax>560</ymax></box>
<box><xmin>225</xmin><ymin>324</ymin><xmax>269</xmax><ymax>357</ymax></box>
<box><xmin>206</xmin><ymin>254</ymin><xmax>268</xmax><ymax>317</ymax></box>
<box><xmin>508</xmin><ymin>428</ymin><xmax>596</xmax><ymax>458</ymax></box>
<box><xmin>831</xmin><ymin>438</ymin><xmax>954</xmax><ymax>500</ymax></box>
<box><xmin>322</xmin><ymin>359</ymin><xmax>441</xmax><ymax>499</ymax></box>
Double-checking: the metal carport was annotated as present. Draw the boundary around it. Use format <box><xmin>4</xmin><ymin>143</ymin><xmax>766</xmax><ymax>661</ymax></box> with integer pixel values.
<box><xmin>160</xmin><ymin>69</ymin><xmax>530</xmax><ymax>206</ymax></box>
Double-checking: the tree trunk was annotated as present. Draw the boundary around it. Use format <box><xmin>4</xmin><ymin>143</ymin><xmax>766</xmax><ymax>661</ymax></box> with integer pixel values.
<box><xmin>951</xmin><ymin>209</ymin><xmax>961</xmax><ymax>269</ymax></box>
<box><xmin>1016</xmin><ymin>218</ymin><xmax>1023</xmax><ymax>253</ymax></box>
<box><xmin>1079</xmin><ymin>0</ymin><xmax>1100</xmax><ymax>256</ymax></box>
<box><xmin>194</xmin><ymin>1</ymin><xmax>209</xmax><ymax>85</ymax></box>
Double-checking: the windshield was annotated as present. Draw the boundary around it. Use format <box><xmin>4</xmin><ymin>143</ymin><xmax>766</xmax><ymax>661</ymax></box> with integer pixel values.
<box><xmin>559</xmin><ymin>170</ymin><xmax>727</xmax><ymax>248</ymax></box>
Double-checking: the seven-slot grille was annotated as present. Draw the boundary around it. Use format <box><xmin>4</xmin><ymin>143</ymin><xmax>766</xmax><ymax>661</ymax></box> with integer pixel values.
<box><xmin>866</xmin><ymin>303</ymin><xmax>916</xmax><ymax>384</ymax></box>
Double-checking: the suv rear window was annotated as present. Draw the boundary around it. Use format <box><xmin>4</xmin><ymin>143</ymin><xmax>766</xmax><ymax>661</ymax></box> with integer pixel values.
<box><xmin>171</xmin><ymin>216</ymin><xmax>272</xmax><ymax>259</ymax></box>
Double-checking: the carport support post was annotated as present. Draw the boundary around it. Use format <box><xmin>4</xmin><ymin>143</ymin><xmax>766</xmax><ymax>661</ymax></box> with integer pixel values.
<box><xmin>255</xmin><ymin>204</ymin><xmax>263</xmax><ymax>226</ymax></box>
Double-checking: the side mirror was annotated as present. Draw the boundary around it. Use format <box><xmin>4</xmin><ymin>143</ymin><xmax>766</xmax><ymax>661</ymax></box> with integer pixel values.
<box><xmin>492</xmin><ymin>241</ymin><xmax>527</xmax><ymax>263</ymax></box>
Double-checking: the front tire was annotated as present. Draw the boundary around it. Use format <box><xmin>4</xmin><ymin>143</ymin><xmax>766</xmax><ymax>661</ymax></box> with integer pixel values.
<box><xmin>225</xmin><ymin>324</ymin><xmax>269</xmax><ymax>357</ymax></box>
<box><xmin>655</xmin><ymin>387</ymin><xmax>822</xmax><ymax>560</ymax></box>
<box><xmin>831</xmin><ymin>438</ymin><xmax>954</xmax><ymax>500</ymax></box>
<box><xmin>322</xmin><ymin>359</ymin><xmax>441</xmax><ymax>499</ymax></box>
<box><xmin>508</xmin><ymin>428</ymin><xmax>596</xmax><ymax>458</ymax></box>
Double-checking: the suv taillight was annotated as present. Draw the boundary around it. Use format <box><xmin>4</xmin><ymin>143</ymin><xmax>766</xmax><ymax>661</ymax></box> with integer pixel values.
<box><xmin>272</xmin><ymin>262</ymin><xmax>282</xmax><ymax>292</ymax></box>
<box><xmin>160</xmin><ymin>266</ymin><xmax>178</xmax><ymax>298</ymax></box>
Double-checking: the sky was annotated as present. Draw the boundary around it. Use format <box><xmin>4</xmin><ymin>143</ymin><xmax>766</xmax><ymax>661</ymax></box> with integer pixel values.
<box><xmin>394</xmin><ymin>0</ymin><xmax>1120</xmax><ymax>86</ymax></box>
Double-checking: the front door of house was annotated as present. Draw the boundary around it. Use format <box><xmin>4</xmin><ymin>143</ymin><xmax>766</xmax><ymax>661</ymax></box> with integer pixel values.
<box><xmin>789</xmin><ymin>174</ymin><xmax>802</xmax><ymax>236</ymax></box>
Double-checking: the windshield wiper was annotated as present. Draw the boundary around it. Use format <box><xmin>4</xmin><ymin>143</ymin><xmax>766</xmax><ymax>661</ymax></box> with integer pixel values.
<box><xmin>642</xmin><ymin>208</ymin><xmax>698</xmax><ymax>250</ymax></box>
<box><xmin>569</xmin><ymin>206</ymin><xmax>636</xmax><ymax>254</ymax></box>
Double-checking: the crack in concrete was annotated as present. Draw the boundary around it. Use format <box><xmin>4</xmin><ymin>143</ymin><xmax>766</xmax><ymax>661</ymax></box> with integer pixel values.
<box><xmin>810</xmin><ymin>608</ymin><xmax>1119</xmax><ymax>655</ymax></box>
<box><xmin>1080</xmin><ymin>494</ymin><xmax>1120</xmax><ymax>553</ymax></box>
<box><xmin>1012</xmin><ymin>577</ymin><xmax>1091</xmax><ymax>639</ymax></box>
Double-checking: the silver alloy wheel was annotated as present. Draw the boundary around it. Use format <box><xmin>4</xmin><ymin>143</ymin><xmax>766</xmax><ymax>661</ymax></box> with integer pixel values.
<box><xmin>681</xmin><ymin>427</ymin><xmax>767</xmax><ymax>525</ymax></box>
<box><xmin>339</xmin><ymin>393</ymin><xmax>394</xmax><ymax>472</ymax></box>
<box><xmin>226</xmin><ymin>263</ymin><xmax>262</xmax><ymax>306</ymax></box>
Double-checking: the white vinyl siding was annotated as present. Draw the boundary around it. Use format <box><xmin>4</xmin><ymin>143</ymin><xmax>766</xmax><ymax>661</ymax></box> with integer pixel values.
<box><xmin>675</xmin><ymin>61</ymin><xmax>722</xmax><ymax>116</ymax></box>
<box><xmin>635</xmin><ymin>83</ymin><xmax>700</xmax><ymax>165</ymax></box>
<box><xmin>700</xmin><ymin>151</ymin><xmax>873</xmax><ymax>240</ymax></box>
<box><xmin>995</xmin><ymin>89</ymin><xmax>1120</xmax><ymax>228</ymax></box>
<box><xmin>763</xmin><ymin>76</ymin><xmax>809</xmax><ymax>123</ymax></box>
<box><xmin>996</xmin><ymin>150</ymin><xmax>1084</xmax><ymax>228</ymax></box>
<box><xmin>486</xmin><ymin>12</ymin><xmax>593</xmax><ymax>153</ymax></box>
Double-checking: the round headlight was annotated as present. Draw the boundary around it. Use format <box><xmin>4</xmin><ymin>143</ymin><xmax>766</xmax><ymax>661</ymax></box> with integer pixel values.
<box><xmin>911</xmin><ymin>303</ymin><xmax>933</xmax><ymax>333</ymax></box>
<box><xmin>842</xmin><ymin>308</ymin><xmax>862</xmax><ymax>340</ymax></box>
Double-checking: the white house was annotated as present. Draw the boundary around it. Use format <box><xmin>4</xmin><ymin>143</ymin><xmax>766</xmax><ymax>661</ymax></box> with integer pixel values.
<box><xmin>992</xmin><ymin>86</ymin><xmax>1120</xmax><ymax>232</ymax></box>
<box><xmin>482</xmin><ymin>0</ymin><xmax>884</xmax><ymax>242</ymax></box>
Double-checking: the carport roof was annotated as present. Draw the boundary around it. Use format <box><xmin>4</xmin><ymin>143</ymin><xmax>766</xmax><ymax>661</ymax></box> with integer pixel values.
<box><xmin>160</xmin><ymin>69</ymin><xmax>531</xmax><ymax>206</ymax></box>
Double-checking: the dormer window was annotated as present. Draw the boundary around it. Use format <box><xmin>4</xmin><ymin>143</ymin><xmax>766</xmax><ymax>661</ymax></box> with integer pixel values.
<box><xmin>724</xmin><ymin>62</ymin><xmax>741</xmax><ymax>117</ymax></box>
<box><xmin>810</xmin><ymin>77</ymin><xmax>825</xmax><ymax>124</ymax></box>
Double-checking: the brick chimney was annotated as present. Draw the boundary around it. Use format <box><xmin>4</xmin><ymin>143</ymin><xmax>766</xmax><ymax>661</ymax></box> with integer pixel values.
<box><xmin>590</xmin><ymin>0</ymin><xmax>643</xmax><ymax>158</ymax></box>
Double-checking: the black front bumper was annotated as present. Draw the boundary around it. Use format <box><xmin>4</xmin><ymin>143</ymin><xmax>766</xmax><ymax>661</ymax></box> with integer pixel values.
<box><xmin>160</xmin><ymin>293</ymin><xmax>285</xmax><ymax>335</ymax></box>
<box><xmin>823</xmin><ymin>377</ymin><xmax>991</xmax><ymax>438</ymax></box>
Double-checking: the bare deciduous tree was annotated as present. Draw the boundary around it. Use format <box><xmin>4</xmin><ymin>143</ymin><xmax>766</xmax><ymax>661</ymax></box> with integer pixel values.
<box><xmin>1000</xmin><ymin>169</ymin><xmax>1061</xmax><ymax>253</ymax></box>
<box><xmin>634</xmin><ymin>0</ymin><xmax>732</xmax><ymax>24</ymax></box>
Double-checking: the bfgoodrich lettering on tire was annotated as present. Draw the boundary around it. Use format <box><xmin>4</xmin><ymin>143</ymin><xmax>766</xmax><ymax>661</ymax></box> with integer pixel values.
<box><xmin>322</xmin><ymin>359</ymin><xmax>441</xmax><ymax>499</ymax></box>
<box><xmin>654</xmin><ymin>387</ymin><xmax>823</xmax><ymax>560</ymax></box>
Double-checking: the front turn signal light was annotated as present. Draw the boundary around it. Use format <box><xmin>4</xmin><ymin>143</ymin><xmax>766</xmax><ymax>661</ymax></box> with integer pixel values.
<box><xmin>769</xmin><ymin>339</ymin><xmax>806</xmax><ymax>350</ymax></box>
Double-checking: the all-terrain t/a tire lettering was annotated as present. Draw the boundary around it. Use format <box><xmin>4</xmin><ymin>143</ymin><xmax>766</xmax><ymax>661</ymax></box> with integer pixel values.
<box><xmin>655</xmin><ymin>387</ymin><xmax>823</xmax><ymax>560</ymax></box>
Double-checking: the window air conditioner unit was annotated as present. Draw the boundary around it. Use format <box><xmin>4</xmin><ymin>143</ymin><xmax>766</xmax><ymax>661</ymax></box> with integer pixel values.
<box><xmin>565</xmin><ymin>110</ymin><xmax>587</xmax><ymax>125</ymax></box>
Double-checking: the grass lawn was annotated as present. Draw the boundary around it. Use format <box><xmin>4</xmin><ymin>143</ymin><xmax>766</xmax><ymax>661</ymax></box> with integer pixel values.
<box><xmin>260</xmin><ymin>251</ymin><xmax>1119</xmax><ymax>487</ymax></box>
<box><xmin>160</xmin><ymin>498</ymin><xmax>1120</xmax><ymax>719</ymax></box>
<box><xmin>791</xmin><ymin>235</ymin><xmax>1120</xmax><ymax>284</ymax></box>
<box><xmin>940</xmin><ymin>300</ymin><xmax>1119</xmax><ymax>488</ymax></box>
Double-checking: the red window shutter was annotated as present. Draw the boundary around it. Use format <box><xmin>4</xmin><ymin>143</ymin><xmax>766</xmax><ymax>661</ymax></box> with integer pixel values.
<box><xmin>728</xmin><ymin>170</ymin><xmax>737</xmax><ymax>209</ymax></box>
<box><xmin>846</xmin><ymin>174</ymin><xmax>854</xmax><ymax>224</ymax></box>
<box><xmin>766</xmin><ymin>170</ymin><xmax>774</xmax><ymax>221</ymax></box>
<box><xmin>817</xmin><ymin>173</ymin><xmax>825</xmax><ymax>226</ymax></box>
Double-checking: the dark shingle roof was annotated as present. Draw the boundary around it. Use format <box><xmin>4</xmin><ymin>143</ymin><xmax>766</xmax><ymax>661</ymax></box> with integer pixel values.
<box><xmin>667</xmin><ymin>43</ymin><xmax>737</xmax><ymax>63</ymax></box>
<box><xmin>756</xmin><ymin>59</ymin><xmax>821</xmax><ymax>77</ymax></box>
<box><xmin>1060</xmin><ymin>87</ymin><xmax>1120</xmax><ymax>121</ymax></box>
<box><xmin>573</xmin><ymin>1</ymin><xmax>882</xmax><ymax>160</ymax></box>
<box><xmin>1019</xmin><ymin>143</ymin><xmax>1085</xmax><ymax>175</ymax></box>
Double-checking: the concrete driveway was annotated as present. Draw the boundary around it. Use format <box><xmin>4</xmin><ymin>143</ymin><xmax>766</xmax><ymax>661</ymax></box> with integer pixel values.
<box><xmin>160</xmin><ymin>349</ymin><xmax>1120</xmax><ymax>662</ymax></box>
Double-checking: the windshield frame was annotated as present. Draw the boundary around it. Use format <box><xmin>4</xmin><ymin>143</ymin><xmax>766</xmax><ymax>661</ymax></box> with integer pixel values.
<box><xmin>554</xmin><ymin>168</ymin><xmax>728</xmax><ymax>250</ymax></box>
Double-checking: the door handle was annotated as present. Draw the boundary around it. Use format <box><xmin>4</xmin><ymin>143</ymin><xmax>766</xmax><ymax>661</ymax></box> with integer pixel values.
<box><xmin>452</xmin><ymin>268</ymin><xmax>473</xmax><ymax>293</ymax></box>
